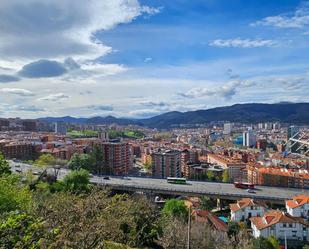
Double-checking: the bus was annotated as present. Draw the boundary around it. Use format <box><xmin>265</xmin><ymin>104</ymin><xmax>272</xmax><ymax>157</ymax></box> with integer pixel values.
<box><xmin>234</xmin><ymin>182</ymin><xmax>255</xmax><ymax>189</ymax></box>
<box><xmin>167</xmin><ymin>177</ymin><xmax>187</xmax><ymax>184</ymax></box>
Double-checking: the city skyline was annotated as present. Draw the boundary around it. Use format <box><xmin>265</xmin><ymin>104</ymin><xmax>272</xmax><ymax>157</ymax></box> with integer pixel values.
<box><xmin>0</xmin><ymin>0</ymin><xmax>309</xmax><ymax>119</ymax></box>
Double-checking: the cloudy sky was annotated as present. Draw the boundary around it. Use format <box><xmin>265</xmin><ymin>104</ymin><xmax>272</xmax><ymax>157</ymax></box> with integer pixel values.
<box><xmin>0</xmin><ymin>0</ymin><xmax>308</xmax><ymax>119</ymax></box>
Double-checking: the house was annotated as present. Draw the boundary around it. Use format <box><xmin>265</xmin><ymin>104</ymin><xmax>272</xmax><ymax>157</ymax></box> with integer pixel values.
<box><xmin>229</xmin><ymin>198</ymin><xmax>267</xmax><ymax>222</ymax></box>
<box><xmin>192</xmin><ymin>209</ymin><xmax>228</xmax><ymax>232</ymax></box>
<box><xmin>286</xmin><ymin>195</ymin><xmax>309</xmax><ymax>221</ymax></box>
<box><xmin>250</xmin><ymin>210</ymin><xmax>309</xmax><ymax>241</ymax></box>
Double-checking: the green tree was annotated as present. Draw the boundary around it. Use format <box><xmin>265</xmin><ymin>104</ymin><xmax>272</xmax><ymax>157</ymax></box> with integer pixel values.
<box><xmin>34</xmin><ymin>154</ymin><xmax>56</xmax><ymax>168</ymax></box>
<box><xmin>207</xmin><ymin>170</ymin><xmax>215</xmax><ymax>181</ymax></box>
<box><xmin>222</xmin><ymin>169</ymin><xmax>230</xmax><ymax>183</ymax></box>
<box><xmin>0</xmin><ymin>212</ymin><xmax>50</xmax><ymax>249</ymax></box>
<box><xmin>0</xmin><ymin>175</ymin><xmax>33</xmax><ymax>214</ymax></box>
<box><xmin>162</xmin><ymin>199</ymin><xmax>188</xmax><ymax>221</ymax></box>
<box><xmin>0</xmin><ymin>152</ymin><xmax>11</xmax><ymax>176</ymax></box>
<box><xmin>62</xmin><ymin>169</ymin><xmax>91</xmax><ymax>193</ymax></box>
<box><xmin>200</xmin><ymin>196</ymin><xmax>216</xmax><ymax>210</ymax></box>
<box><xmin>252</xmin><ymin>237</ymin><xmax>275</xmax><ymax>249</ymax></box>
<box><xmin>68</xmin><ymin>153</ymin><xmax>82</xmax><ymax>170</ymax></box>
<box><xmin>267</xmin><ymin>236</ymin><xmax>280</xmax><ymax>249</ymax></box>
<box><xmin>90</xmin><ymin>145</ymin><xmax>104</xmax><ymax>174</ymax></box>
<box><xmin>228</xmin><ymin>221</ymin><xmax>240</xmax><ymax>237</ymax></box>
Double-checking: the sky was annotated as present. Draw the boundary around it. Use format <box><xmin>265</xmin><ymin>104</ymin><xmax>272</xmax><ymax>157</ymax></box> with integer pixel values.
<box><xmin>0</xmin><ymin>0</ymin><xmax>308</xmax><ymax>119</ymax></box>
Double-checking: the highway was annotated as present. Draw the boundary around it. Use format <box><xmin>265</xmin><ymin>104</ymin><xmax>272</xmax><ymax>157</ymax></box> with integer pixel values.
<box><xmin>90</xmin><ymin>175</ymin><xmax>309</xmax><ymax>203</ymax></box>
<box><xmin>9</xmin><ymin>160</ymin><xmax>309</xmax><ymax>203</ymax></box>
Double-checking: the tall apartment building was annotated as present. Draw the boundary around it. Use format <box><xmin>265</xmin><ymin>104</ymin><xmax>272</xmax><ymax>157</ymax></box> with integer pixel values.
<box><xmin>152</xmin><ymin>149</ymin><xmax>181</xmax><ymax>178</ymax></box>
<box><xmin>102</xmin><ymin>141</ymin><xmax>133</xmax><ymax>175</ymax></box>
<box><xmin>0</xmin><ymin>141</ymin><xmax>33</xmax><ymax>160</ymax></box>
<box><xmin>243</xmin><ymin>129</ymin><xmax>256</xmax><ymax>148</ymax></box>
<box><xmin>181</xmin><ymin>149</ymin><xmax>199</xmax><ymax>177</ymax></box>
<box><xmin>54</xmin><ymin>121</ymin><xmax>67</xmax><ymax>135</ymax></box>
<box><xmin>22</xmin><ymin>120</ymin><xmax>37</xmax><ymax>131</ymax></box>
<box><xmin>288</xmin><ymin>126</ymin><xmax>300</xmax><ymax>153</ymax></box>
<box><xmin>223</xmin><ymin>122</ymin><xmax>233</xmax><ymax>135</ymax></box>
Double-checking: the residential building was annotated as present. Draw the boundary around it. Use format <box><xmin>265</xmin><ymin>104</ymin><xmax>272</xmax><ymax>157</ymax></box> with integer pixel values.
<box><xmin>250</xmin><ymin>210</ymin><xmax>309</xmax><ymax>242</ymax></box>
<box><xmin>102</xmin><ymin>141</ymin><xmax>133</xmax><ymax>175</ymax></box>
<box><xmin>152</xmin><ymin>149</ymin><xmax>181</xmax><ymax>178</ymax></box>
<box><xmin>247</xmin><ymin>166</ymin><xmax>309</xmax><ymax>189</ymax></box>
<box><xmin>54</xmin><ymin>121</ymin><xmax>67</xmax><ymax>135</ymax></box>
<box><xmin>243</xmin><ymin>129</ymin><xmax>256</xmax><ymax>148</ymax></box>
<box><xmin>286</xmin><ymin>195</ymin><xmax>309</xmax><ymax>221</ymax></box>
<box><xmin>229</xmin><ymin>198</ymin><xmax>267</xmax><ymax>222</ymax></box>
<box><xmin>0</xmin><ymin>141</ymin><xmax>34</xmax><ymax>160</ymax></box>
<box><xmin>223</xmin><ymin>122</ymin><xmax>232</xmax><ymax>135</ymax></box>
<box><xmin>207</xmin><ymin>153</ymin><xmax>246</xmax><ymax>181</ymax></box>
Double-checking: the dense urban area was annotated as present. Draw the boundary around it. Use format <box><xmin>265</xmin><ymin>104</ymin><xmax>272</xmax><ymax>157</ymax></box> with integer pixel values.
<box><xmin>0</xmin><ymin>117</ymin><xmax>309</xmax><ymax>248</ymax></box>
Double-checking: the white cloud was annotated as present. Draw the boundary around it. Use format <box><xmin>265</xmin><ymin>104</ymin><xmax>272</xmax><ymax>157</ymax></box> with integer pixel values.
<box><xmin>0</xmin><ymin>0</ymin><xmax>160</xmax><ymax>69</ymax></box>
<box><xmin>38</xmin><ymin>93</ymin><xmax>70</xmax><ymax>101</ymax></box>
<box><xmin>209</xmin><ymin>38</ymin><xmax>278</xmax><ymax>48</ymax></box>
<box><xmin>252</xmin><ymin>3</ymin><xmax>309</xmax><ymax>28</ymax></box>
<box><xmin>179</xmin><ymin>79</ymin><xmax>255</xmax><ymax>99</ymax></box>
<box><xmin>0</xmin><ymin>88</ymin><xmax>35</xmax><ymax>96</ymax></box>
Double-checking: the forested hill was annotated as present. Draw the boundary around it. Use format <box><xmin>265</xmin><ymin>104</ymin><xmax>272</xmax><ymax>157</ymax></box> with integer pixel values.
<box><xmin>39</xmin><ymin>103</ymin><xmax>309</xmax><ymax>128</ymax></box>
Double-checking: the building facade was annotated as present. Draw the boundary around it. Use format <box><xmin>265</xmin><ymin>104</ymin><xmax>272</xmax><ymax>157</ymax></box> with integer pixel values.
<box><xmin>102</xmin><ymin>141</ymin><xmax>133</xmax><ymax>175</ymax></box>
<box><xmin>152</xmin><ymin>149</ymin><xmax>181</xmax><ymax>178</ymax></box>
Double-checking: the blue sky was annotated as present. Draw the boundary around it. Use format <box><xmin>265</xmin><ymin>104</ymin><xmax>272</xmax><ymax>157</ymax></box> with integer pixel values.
<box><xmin>0</xmin><ymin>0</ymin><xmax>308</xmax><ymax>118</ymax></box>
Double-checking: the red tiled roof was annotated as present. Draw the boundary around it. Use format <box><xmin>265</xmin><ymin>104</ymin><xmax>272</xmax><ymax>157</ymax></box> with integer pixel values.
<box><xmin>250</xmin><ymin>210</ymin><xmax>308</xmax><ymax>230</ymax></box>
<box><xmin>192</xmin><ymin>210</ymin><xmax>228</xmax><ymax>232</ymax></box>
<box><xmin>229</xmin><ymin>198</ymin><xmax>267</xmax><ymax>212</ymax></box>
<box><xmin>286</xmin><ymin>194</ymin><xmax>309</xmax><ymax>209</ymax></box>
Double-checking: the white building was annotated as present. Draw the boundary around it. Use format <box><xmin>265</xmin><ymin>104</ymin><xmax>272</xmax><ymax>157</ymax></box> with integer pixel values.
<box><xmin>223</xmin><ymin>123</ymin><xmax>233</xmax><ymax>135</ymax></box>
<box><xmin>286</xmin><ymin>195</ymin><xmax>309</xmax><ymax>221</ymax></box>
<box><xmin>229</xmin><ymin>198</ymin><xmax>267</xmax><ymax>222</ymax></box>
<box><xmin>243</xmin><ymin>129</ymin><xmax>256</xmax><ymax>147</ymax></box>
<box><xmin>54</xmin><ymin>121</ymin><xmax>67</xmax><ymax>135</ymax></box>
<box><xmin>251</xmin><ymin>210</ymin><xmax>309</xmax><ymax>241</ymax></box>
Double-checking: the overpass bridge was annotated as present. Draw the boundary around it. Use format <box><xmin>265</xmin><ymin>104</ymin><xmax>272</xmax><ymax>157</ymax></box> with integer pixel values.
<box><xmin>90</xmin><ymin>176</ymin><xmax>309</xmax><ymax>204</ymax></box>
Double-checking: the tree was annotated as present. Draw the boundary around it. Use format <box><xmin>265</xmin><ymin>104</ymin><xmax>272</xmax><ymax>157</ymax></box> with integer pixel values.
<box><xmin>0</xmin><ymin>212</ymin><xmax>49</xmax><ymax>249</ymax></box>
<box><xmin>228</xmin><ymin>221</ymin><xmax>240</xmax><ymax>237</ymax></box>
<box><xmin>0</xmin><ymin>152</ymin><xmax>11</xmax><ymax>176</ymax></box>
<box><xmin>90</xmin><ymin>145</ymin><xmax>104</xmax><ymax>174</ymax></box>
<box><xmin>0</xmin><ymin>175</ymin><xmax>33</xmax><ymax>214</ymax></box>
<box><xmin>34</xmin><ymin>154</ymin><xmax>56</xmax><ymax>168</ymax></box>
<box><xmin>162</xmin><ymin>199</ymin><xmax>188</xmax><ymax>221</ymax></box>
<box><xmin>68</xmin><ymin>153</ymin><xmax>82</xmax><ymax>170</ymax></box>
<box><xmin>62</xmin><ymin>169</ymin><xmax>91</xmax><ymax>193</ymax></box>
<box><xmin>252</xmin><ymin>237</ymin><xmax>275</xmax><ymax>249</ymax></box>
<box><xmin>158</xmin><ymin>217</ymin><xmax>231</xmax><ymax>249</ymax></box>
<box><xmin>200</xmin><ymin>196</ymin><xmax>216</xmax><ymax>210</ymax></box>
<box><xmin>222</xmin><ymin>170</ymin><xmax>230</xmax><ymax>183</ymax></box>
<box><xmin>207</xmin><ymin>170</ymin><xmax>215</xmax><ymax>181</ymax></box>
<box><xmin>268</xmin><ymin>236</ymin><xmax>280</xmax><ymax>249</ymax></box>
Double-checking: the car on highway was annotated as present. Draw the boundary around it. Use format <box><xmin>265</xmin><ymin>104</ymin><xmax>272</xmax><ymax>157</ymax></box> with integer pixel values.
<box><xmin>247</xmin><ymin>189</ymin><xmax>256</xmax><ymax>194</ymax></box>
<box><xmin>103</xmin><ymin>176</ymin><xmax>110</xmax><ymax>180</ymax></box>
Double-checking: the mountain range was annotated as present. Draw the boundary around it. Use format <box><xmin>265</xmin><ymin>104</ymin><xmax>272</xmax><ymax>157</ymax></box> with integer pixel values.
<box><xmin>39</xmin><ymin>102</ymin><xmax>309</xmax><ymax>128</ymax></box>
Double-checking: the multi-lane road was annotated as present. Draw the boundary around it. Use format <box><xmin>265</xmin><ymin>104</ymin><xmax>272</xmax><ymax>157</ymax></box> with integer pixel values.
<box><xmin>91</xmin><ymin>175</ymin><xmax>309</xmax><ymax>203</ymax></box>
<box><xmin>9</xmin><ymin>160</ymin><xmax>309</xmax><ymax>203</ymax></box>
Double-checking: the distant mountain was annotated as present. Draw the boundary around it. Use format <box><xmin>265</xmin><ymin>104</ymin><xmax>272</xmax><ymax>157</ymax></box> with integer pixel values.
<box><xmin>38</xmin><ymin>103</ymin><xmax>309</xmax><ymax>128</ymax></box>
<box><xmin>38</xmin><ymin>116</ymin><xmax>87</xmax><ymax>124</ymax></box>
<box><xmin>86</xmin><ymin>116</ymin><xmax>143</xmax><ymax>126</ymax></box>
